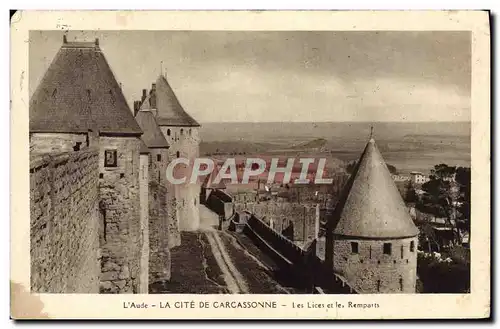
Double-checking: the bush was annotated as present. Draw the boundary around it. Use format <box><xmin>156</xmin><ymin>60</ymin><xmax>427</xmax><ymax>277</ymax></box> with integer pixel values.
<box><xmin>417</xmin><ymin>251</ymin><xmax>470</xmax><ymax>293</ymax></box>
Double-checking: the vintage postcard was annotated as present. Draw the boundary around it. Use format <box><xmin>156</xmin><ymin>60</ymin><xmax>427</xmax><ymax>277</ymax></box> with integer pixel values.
<box><xmin>10</xmin><ymin>10</ymin><xmax>490</xmax><ymax>319</ymax></box>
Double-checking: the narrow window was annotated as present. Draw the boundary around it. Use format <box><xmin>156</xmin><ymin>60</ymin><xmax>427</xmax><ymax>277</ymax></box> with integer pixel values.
<box><xmin>399</xmin><ymin>277</ymin><xmax>403</xmax><ymax>291</ymax></box>
<box><xmin>369</xmin><ymin>245</ymin><xmax>372</xmax><ymax>259</ymax></box>
<box><xmin>176</xmin><ymin>151</ymin><xmax>180</xmax><ymax>158</ymax></box>
<box><xmin>157</xmin><ymin>154</ymin><xmax>161</xmax><ymax>162</ymax></box>
<box><xmin>351</xmin><ymin>242</ymin><xmax>359</xmax><ymax>254</ymax></box>
<box><xmin>410</xmin><ymin>241</ymin><xmax>415</xmax><ymax>252</ymax></box>
<box><xmin>73</xmin><ymin>142</ymin><xmax>82</xmax><ymax>151</ymax></box>
<box><xmin>189</xmin><ymin>129</ymin><xmax>192</xmax><ymax>136</ymax></box>
<box><xmin>99</xmin><ymin>173</ymin><xmax>104</xmax><ymax>179</ymax></box>
<box><xmin>180</xmin><ymin>128</ymin><xmax>184</xmax><ymax>135</ymax></box>
<box><xmin>401</xmin><ymin>245</ymin><xmax>404</xmax><ymax>259</ymax></box>
<box><xmin>104</xmin><ymin>149</ymin><xmax>118</xmax><ymax>167</ymax></box>
<box><xmin>167</xmin><ymin>129</ymin><xmax>171</xmax><ymax>136</ymax></box>
<box><xmin>377</xmin><ymin>280</ymin><xmax>381</xmax><ymax>292</ymax></box>
<box><xmin>194</xmin><ymin>198</ymin><xmax>197</xmax><ymax>206</ymax></box>
<box><xmin>383</xmin><ymin>243</ymin><xmax>392</xmax><ymax>255</ymax></box>
<box><xmin>158</xmin><ymin>171</ymin><xmax>160</xmax><ymax>183</ymax></box>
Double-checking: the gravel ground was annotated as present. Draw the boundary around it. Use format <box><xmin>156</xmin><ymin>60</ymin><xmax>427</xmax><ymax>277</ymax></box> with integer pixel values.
<box><xmin>149</xmin><ymin>232</ymin><xmax>228</xmax><ymax>294</ymax></box>
<box><xmin>218</xmin><ymin>231</ymin><xmax>298</xmax><ymax>294</ymax></box>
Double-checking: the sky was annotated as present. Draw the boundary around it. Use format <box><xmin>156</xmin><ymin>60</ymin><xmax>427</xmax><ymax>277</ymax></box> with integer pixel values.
<box><xmin>29</xmin><ymin>31</ymin><xmax>471</xmax><ymax>123</ymax></box>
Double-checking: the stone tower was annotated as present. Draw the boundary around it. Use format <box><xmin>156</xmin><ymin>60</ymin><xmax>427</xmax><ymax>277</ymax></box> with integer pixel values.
<box><xmin>30</xmin><ymin>37</ymin><xmax>147</xmax><ymax>294</ymax></box>
<box><xmin>134</xmin><ymin>109</ymin><xmax>175</xmax><ymax>283</ymax></box>
<box><xmin>326</xmin><ymin>138</ymin><xmax>419</xmax><ymax>293</ymax></box>
<box><xmin>139</xmin><ymin>73</ymin><xmax>201</xmax><ymax>232</ymax></box>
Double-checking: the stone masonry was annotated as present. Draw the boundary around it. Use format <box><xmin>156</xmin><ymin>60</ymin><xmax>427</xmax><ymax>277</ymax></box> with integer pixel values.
<box><xmin>148</xmin><ymin>183</ymin><xmax>172</xmax><ymax>284</ymax></box>
<box><xmin>234</xmin><ymin>202</ymin><xmax>319</xmax><ymax>246</ymax></box>
<box><xmin>333</xmin><ymin>236</ymin><xmax>418</xmax><ymax>293</ymax></box>
<box><xmin>98</xmin><ymin>136</ymin><xmax>143</xmax><ymax>293</ymax></box>
<box><xmin>30</xmin><ymin>148</ymin><xmax>100</xmax><ymax>293</ymax></box>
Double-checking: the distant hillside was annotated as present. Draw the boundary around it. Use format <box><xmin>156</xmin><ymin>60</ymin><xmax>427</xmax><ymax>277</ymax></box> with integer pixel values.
<box><xmin>290</xmin><ymin>138</ymin><xmax>328</xmax><ymax>150</ymax></box>
<box><xmin>200</xmin><ymin>141</ymin><xmax>278</xmax><ymax>155</ymax></box>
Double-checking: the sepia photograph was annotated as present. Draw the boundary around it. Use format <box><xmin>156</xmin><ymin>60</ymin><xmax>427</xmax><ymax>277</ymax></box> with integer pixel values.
<box><xmin>11</xmin><ymin>10</ymin><xmax>490</xmax><ymax>319</ymax></box>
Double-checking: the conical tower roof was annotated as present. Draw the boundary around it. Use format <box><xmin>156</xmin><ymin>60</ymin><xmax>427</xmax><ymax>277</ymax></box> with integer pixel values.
<box><xmin>332</xmin><ymin>138</ymin><xmax>419</xmax><ymax>239</ymax></box>
<box><xmin>140</xmin><ymin>74</ymin><xmax>200</xmax><ymax>127</ymax></box>
<box><xmin>135</xmin><ymin>110</ymin><xmax>169</xmax><ymax>148</ymax></box>
<box><xmin>30</xmin><ymin>38</ymin><xmax>142</xmax><ymax>135</ymax></box>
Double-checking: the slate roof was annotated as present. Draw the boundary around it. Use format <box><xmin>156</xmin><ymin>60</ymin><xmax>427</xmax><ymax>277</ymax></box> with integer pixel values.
<box><xmin>332</xmin><ymin>138</ymin><xmax>419</xmax><ymax>239</ymax></box>
<box><xmin>135</xmin><ymin>110</ymin><xmax>169</xmax><ymax>148</ymax></box>
<box><xmin>139</xmin><ymin>139</ymin><xmax>150</xmax><ymax>154</ymax></box>
<box><xmin>30</xmin><ymin>38</ymin><xmax>142</xmax><ymax>135</ymax></box>
<box><xmin>140</xmin><ymin>74</ymin><xmax>200</xmax><ymax>127</ymax></box>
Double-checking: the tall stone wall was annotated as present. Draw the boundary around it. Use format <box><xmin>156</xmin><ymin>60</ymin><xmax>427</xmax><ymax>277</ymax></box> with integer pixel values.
<box><xmin>139</xmin><ymin>154</ymin><xmax>149</xmax><ymax>293</ymax></box>
<box><xmin>98</xmin><ymin>136</ymin><xmax>143</xmax><ymax>294</ymax></box>
<box><xmin>160</xmin><ymin>126</ymin><xmax>200</xmax><ymax>232</ymax></box>
<box><xmin>148</xmin><ymin>182</ymin><xmax>171</xmax><ymax>285</ymax></box>
<box><xmin>30</xmin><ymin>149</ymin><xmax>100</xmax><ymax>293</ymax></box>
<box><xmin>332</xmin><ymin>236</ymin><xmax>418</xmax><ymax>293</ymax></box>
<box><xmin>148</xmin><ymin>148</ymin><xmax>169</xmax><ymax>186</ymax></box>
<box><xmin>30</xmin><ymin>132</ymin><xmax>88</xmax><ymax>154</ymax></box>
<box><xmin>234</xmin><ymin>202</ymin><xmax>319</xmax><ymax>245</ymax></box>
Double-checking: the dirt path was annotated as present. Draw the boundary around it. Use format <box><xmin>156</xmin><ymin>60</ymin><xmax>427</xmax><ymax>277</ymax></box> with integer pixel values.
<box><xmin>204</xmin><ymin>231</ymin><xmax>249</xmax><ymax>294</ymax></box>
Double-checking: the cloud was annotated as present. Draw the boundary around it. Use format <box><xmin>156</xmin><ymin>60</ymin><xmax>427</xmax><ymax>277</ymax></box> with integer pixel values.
<box><xmin>30</xmin><ymin>30</ymin><xmax>471</xmax><ymax>123</ymax></box>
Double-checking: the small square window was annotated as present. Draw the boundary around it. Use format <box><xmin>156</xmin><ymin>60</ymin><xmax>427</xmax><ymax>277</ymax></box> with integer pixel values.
<box><xmin>383</xmin><ymin>243</ymin><xmax>392</xmax><ymax>255</ymax></box>
<box><xmin>351</xmin><ymin>242</ymin><xmax>359</xmax><ymax>254</ymax></box>
<box><xmin>104</xmin><ymin>150</ymin><xmax>117</xmax><ymax>167</ymax></box>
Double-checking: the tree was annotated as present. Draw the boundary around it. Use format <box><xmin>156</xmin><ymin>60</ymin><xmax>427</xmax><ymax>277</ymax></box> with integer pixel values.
<box><xmin>418</xmin><ymin>164</ymin><xmax>459</xmax><ymax>245</ymax></box>
<box><xmin>455</xmin><ymin>167</ymin><xmax>471</xmax><ymax>239</ymax></box>
<box><xmin>430</xmin><ymin>163</ymin><xmax>457</xmax><ymax>180</ymax></box>
<box><xmin>404</xmin><ymin>180</ymin><xmax>418</xmax><ymax>204</ymax></box>
<box><xmin>387</xmin><ymin>164</ymin><xmax>398</xmax><ymax>175</ymax></box>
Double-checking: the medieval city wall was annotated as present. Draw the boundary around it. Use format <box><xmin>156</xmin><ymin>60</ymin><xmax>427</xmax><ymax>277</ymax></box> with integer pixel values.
<box><xmin>148</xmin><ymin>182</ymin><xmax>171</xmax><ymax>285</ymax></box>
<box><xmin>30</xmin><ymin>149</ymin><xmax>100</xmax><ymax>293</ymax></box>
<box><xmin>244</xmin><ymin>214</ymin><xmax>357</xmax><ymax>293</ymax></box>
<box><xmin>205</xmin><ymin>189</ymin><xmax>234</xmax><ymax>220</ymax></box>
<box><xmin>30</xmin><ymin>132</ymin><xmax>88</xmax><ymax>153</ymax></box>
<box><xmin>98</xmin><ymin>136</ymin><xmax>143</xmax><ymax>293</ymax></box>
<box><xmin>332</xmin><ymin>236</ymin><xmax>418</xmax><ymax>293</ymax></box>
<box><xmin>138</xmin><ymin>154</ymin><xmax>149</xmax><ymax>293</ymax></box>
<box><xmin>160</xmin><ymin>126</ymin><xmax>201</xmax><ymax>232</ymax></box>
<box><xmin>234</xmin><ymin>202</ymin><xmax>318</xmax><ymax>245</ymax></box>
<box><xmin>148</xmin><ymin>148</ymin><xmax>169</xmax><ymax>186</ymax></box>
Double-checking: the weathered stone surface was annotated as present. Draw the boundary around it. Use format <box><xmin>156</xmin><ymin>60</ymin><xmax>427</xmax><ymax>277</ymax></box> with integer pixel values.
<box><xmin>234</xmin><ymin>202</ymin><xmax>319</xmax><ymax>245</ymax></box>
<box><xmin>139</xmin><ymin>154</ymin><xmax>149</xmax><ymax>293</ymax></box>
<box><xmin>101</xmin><ymin>271</ymin><xmax>119</xmax><ymax>281</ymax></box>
<box><xmin>149</xmin><ymin>183</ymin><xmax>171</xmax><ymax>284</ymax></box>
<box><xmin>332</xmin><ymin>237</ymin><xmax>418</xmax><ymax>293</ymax></box>
<box><xmin>115</xmin><ymin>280</ymin><xmax>127</xmax><ymax>290</ymax></box>
<box><xmin>30</xmin><ymin>148</ymin><xmax>100</xmax><ymax>293</ymax></box>
<box><xmin>160</xmin><ymin>126</ymin><xmax>200</xmax><ymax>234</ymax></box>
<box><xmin>98</xmin><ymin>136</ymin><xmax>144</xmax><ymax>294</ymax></box>
<box><xmin>119</xmin><ymin>266</ymin><xmax>130</xmax><ymax>280</ymax></box>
